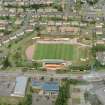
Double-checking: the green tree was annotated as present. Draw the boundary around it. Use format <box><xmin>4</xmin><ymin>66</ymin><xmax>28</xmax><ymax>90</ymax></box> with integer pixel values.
<box><xmin>21</xmin><ymin>94</ymin><xmax>32</xmax><ymax>105</ymax></box>
<box><xmin>75</xmin><ymin>0</ymin><xmax>83</xmax><ymax>11</ymax></box>
<box><xmin>55</xmin><ymin>80</ymin><xmax>70</xmax><ymax>105</ymax></box>
<box><xmin>3</xmin><ymin>56</ymin><xmax>11</xmax><ymax>68</ymax></box>
<box><xmin>86</xmin><ymin>0</ymin><xmax>98</xmax><ymax>5</ymax></box>
<box><xmin>33</xmin><ymin>61</ymin><xmax>38</xmax><ymax>69</ymax></box>
<box><xmin>35</xmin><ymin>26</ymin><xmax>41</xmax><ymax>37</ymax></box>
<box><xmin>52</xmin><ymin>4</ymin><xmax>63</xmax><ymax>11</ymax></box>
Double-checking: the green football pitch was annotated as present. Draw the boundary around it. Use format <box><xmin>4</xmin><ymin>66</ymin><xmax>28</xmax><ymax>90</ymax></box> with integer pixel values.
<box><xmin>33</xmin><ymin>44</ymin><xmax>90</xmax><ymax>61</ymax></box>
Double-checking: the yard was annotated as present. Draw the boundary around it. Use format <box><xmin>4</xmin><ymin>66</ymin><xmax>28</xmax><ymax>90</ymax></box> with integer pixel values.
<box><xmin>33</xmin><ymin>43</ymin><xmax>91</xmax><ymax>64</ymax></box>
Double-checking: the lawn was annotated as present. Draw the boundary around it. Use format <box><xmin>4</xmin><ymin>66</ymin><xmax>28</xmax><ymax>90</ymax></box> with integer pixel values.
<box><xmin>0</xmin><ymin>96</ymin><xmax>23</xmax><ymax>105</ymax></box>
<box><xmin>34</xmin><ymin>44</ymin><xmax>91</xmax><ymax>62</ymax></box>
<box><xmin>8</xmin><ymin>31</ymin><xmax>36</xmax><ymax>67</ymax></box>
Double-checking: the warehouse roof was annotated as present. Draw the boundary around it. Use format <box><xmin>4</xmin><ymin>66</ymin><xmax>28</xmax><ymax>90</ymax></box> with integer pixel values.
<box><xmin>11</xmin><ymin>76</ymin><xmax>28</xmax><ymax>97</ymax></box>
<box><xmin>32</xmin><ymin>80</ymin><xmax>59</xmax><ymax>92</ymax></box>
<box><xmin>42</xmin><ymin>82</ymin><xmax>59</xmax><ymax>92</ymax></box>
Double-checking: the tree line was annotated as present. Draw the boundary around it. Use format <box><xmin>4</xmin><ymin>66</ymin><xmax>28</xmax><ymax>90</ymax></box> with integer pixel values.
<box><xmin>55</xmin><ymin>80</ymin><xmax>70</xmax><ymax>105</ymax></box>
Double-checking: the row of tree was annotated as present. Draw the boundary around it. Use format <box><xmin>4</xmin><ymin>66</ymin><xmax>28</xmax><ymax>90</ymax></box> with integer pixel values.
<box><xmin>92</xmin><ymin>45</ymin><xmax>105</xmax><ymax>52</ymax></box>
<box><xmin>18</xmin><ymin>94</ymin><xmax>32</xmax><ymax>105</ymax></box>
<box><xmin>55</xmin><ymin>80</ymin><xmax>70</xmax><ymax>105</ymax></box>
<box><xmin>69</xmin><ymin>65</ymin><xmax>91</xmax><ymax>71</ymax></box>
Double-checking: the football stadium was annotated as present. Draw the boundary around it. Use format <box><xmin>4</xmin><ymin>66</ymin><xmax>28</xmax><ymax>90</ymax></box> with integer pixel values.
<box><xmin>32</xmin><ymin>37</ymin><xmax>91</xmax><ymax>68</ymax></box>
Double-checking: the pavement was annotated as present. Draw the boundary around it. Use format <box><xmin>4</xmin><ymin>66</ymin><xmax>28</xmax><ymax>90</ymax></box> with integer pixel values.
<box><xmin>32</xmin><ymin>93</ymin><xmax>56</xmax><ymax>105</ymax></box>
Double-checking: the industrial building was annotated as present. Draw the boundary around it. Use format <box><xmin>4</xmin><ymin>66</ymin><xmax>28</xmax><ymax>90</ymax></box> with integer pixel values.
<box><xmin>32</xmin><ymin>80</ymin><xmax>59</xmax><ymax>96</ymax></box>
<box><xmin>11</xmin><ymin>76</ymin><xmax>28</xmax><ymax>97</ymax></box>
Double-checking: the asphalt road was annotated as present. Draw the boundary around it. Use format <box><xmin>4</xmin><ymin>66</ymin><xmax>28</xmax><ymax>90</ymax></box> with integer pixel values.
<box><xmin>0</xmin><ymin>70</ymin><xmax>105</xmax><ymax>82</ymax></box>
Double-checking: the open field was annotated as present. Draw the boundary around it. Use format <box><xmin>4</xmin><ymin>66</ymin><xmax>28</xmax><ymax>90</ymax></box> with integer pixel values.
<box><xmin>33</xmin><ymin>43</ymin><xmax>91</xmax><ymax>63</ymax></box>
<box><xmin>0</xmin><ymin>96</ymin><xmax>22</xmax><ymax>105</ymax></box>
